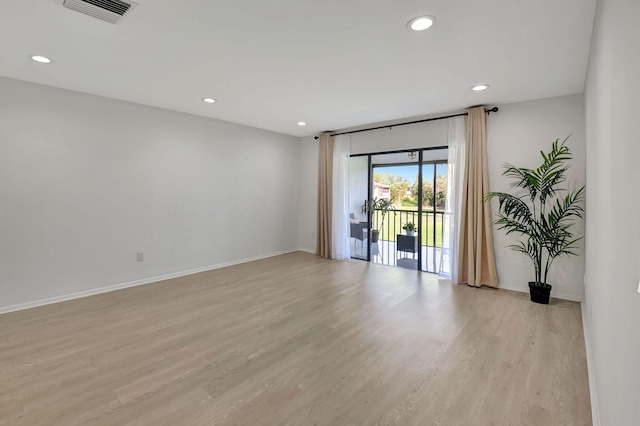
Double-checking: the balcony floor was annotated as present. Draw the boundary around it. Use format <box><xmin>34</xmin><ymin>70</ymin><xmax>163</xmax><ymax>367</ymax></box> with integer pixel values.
<box><xmin>351</xmin><ymin>238</ymin><xmax>449</xmax><ymax>274</ymax></box>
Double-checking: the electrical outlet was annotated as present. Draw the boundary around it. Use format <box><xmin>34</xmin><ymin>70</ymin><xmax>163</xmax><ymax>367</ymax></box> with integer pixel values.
<box><xmin>637</xmin><ymin>280</ymin><xmax>640</xmax><ymax>294</ymax></box>
<box><xmin>137</xmin><ymin>252</ymin><xmax>144</xmax><ymax>262</ymax></box>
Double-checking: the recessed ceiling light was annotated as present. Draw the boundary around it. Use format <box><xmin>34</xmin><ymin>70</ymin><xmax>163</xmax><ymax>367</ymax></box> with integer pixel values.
<box><xmin>31</xmin><ymin>55</ymin><xmax>52</xmax><ymax>63</ymax></box>
<box><xmin>297</xmin><ymin>121</ymin><xmax>307</xmax><ymax>126</ymax></box>
<box><xmin>472</xmin><ymin>84</ymin><xmax>490</xmax><ymax>91</ymax></box>
<box><xmin>203</xmin><ymin>98</ymin><xmax>216</xmax><ymax>103</ymax></box>
<box><xmin>408</xmin><ymin>16</ymin><xmax>435</xmax><ymax>31</ymax></box>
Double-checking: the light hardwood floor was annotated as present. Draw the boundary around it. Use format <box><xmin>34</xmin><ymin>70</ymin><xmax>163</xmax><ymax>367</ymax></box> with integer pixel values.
<box><xmin>0</xmin><ymin>252</ymin><xmax>591</xmax><ymax>425</ymax></box>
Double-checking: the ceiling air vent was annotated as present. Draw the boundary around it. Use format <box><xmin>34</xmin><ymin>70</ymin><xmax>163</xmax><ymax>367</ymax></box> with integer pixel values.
<box><xmin>62</xmin><ymin>0</ymin><xmax>138</xmax><ymax>24</ymax></box>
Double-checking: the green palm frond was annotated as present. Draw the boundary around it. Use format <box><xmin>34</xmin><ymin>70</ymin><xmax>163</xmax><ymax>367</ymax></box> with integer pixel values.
<box><xmin>535</xmin><ymin>138</ymin><xmax>572</xmax><ymax>202</ymax></box>
<box><xmin>508</xmin><ymin>240</ymin><xmax>537</xmax><ymax>261</ymax></box>
<box><xmin>484</xmin><ymin>192</ymin><xmax>532</xmax><ymax>223</ymax></box>
<box><xmin>547</xmin><ymin>186</ymin><xmax>585</xmax><ymax>227</ymax></box>
<box><xmin>502</xmin><ymin>166</ymin><xmax>540</xmax><ymax>201</ymax></box>
<box><xmin>495</xmin><ymin>216</ymin><xmax>530</xmax><ymax>235</ymax></box>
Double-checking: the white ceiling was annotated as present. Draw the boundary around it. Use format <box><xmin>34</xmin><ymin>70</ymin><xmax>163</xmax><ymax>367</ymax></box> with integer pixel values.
<box><xmin>0</xmin><ymin>0</ymin><xmax>597</xmax><ymax>137</ymax></box>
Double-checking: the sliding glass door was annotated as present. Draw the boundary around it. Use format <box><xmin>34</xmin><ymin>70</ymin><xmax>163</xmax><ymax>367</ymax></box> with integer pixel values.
<box><xmin>349</xmin><ymin>148</ymin><xmax>448</xmax><ymax>274</ymax></box>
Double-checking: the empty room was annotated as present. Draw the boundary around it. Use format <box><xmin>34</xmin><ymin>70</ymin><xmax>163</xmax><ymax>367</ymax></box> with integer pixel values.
<box><xmin>1</xmin><ymin>0</ymin><xmax>638</xmax><ymax>425</ymax></box>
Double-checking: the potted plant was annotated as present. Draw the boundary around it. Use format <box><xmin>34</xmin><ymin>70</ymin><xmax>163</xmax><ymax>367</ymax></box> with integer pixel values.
<box><xmin>362</xmin><ymin>198</ymin><xmax>396</xmax><ymax>243</ymax></box>
<box><xmin>484</xmin><ymin>137</ymin><xmax>585</xmax><ymax>304</ymax></box>
<box><xmin>402</xmin><ymin>222</ymin><xmax>416</xmax><ymax>236</ymax></box>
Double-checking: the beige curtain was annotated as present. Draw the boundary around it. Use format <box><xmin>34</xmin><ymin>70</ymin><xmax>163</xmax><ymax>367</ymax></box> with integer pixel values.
<box><xmin>457</xmin><ymin>107</ymin><xmax>499</xmax><ymax>288</ymax></box>
<box><xmin>316</xmin><ymin>132</ymin><xmax>334</xmax><ymax>258</ymax></box>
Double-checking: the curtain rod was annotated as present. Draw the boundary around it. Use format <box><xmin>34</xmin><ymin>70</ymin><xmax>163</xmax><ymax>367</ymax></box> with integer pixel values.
<box><xmin>313</xmin><ymin>106</ymin><xmax>499</xmax><ymax>139</ymax></box>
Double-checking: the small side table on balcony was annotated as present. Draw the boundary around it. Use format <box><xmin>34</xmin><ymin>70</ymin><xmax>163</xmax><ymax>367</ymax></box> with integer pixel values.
<box><xmin>396</xmin><ymin>234</ymin><xmax>418</xmax><ymax>270</ymax></box>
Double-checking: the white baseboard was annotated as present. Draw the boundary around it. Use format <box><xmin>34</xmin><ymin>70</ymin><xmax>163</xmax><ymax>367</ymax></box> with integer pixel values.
<box><xmin>296</xmin><ymin>247</ymin><xmax>317</xmax><ymax>254</ymax></box>
<box><xmin>581</xmin><ymin>302</ymin><xmax>601</xmax><ymax>426</ymax></box>
<box><xmin>498</xmin><ymin>282</ymin><xmax>583</xmax><ymax>302</ymax></box>
<box><xmin>0</xmin><ymin>249</ymin><xmax>299</xmax><ymax>315</ymax></box>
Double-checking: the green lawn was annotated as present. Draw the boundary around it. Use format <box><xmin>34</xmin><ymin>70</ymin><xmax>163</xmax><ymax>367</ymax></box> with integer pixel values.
<box><xmin>371</xmin><ymin>209</ymin><xmax>447</xmax><ymax>248</ymax></box>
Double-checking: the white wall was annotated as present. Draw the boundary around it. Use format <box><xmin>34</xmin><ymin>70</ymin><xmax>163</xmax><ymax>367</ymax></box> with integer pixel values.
<box><xmin>297</xmin><ymin>136</ymin><xmax>318</xmax><ymax>252</ymax></box>
<box><xmin>487</xmin><ymin>94</ymin><xmax>586</xmax><ymax>301</ymax></box>
<box><xmin>350</xmin><ymin>118</ymin><xmax>449</xmax><ymax>155</ymax></box>
<box><xmin>0</xmin><ymin>77</ymin><xmax>300</xmax><ymax>311</ymax></box>
<box><xmin>584</xmin><ymin>0</ymin><xmax>640</xmax><ymax>424</ymax></box>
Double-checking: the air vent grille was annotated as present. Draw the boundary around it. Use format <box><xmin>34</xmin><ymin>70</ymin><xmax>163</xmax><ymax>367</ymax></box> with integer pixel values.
<box><xmin>63</xmin><ymin>0</ymin><xmax>137</xmax><ymax>24</ymax></box>
<box><xmin>81</xmin><ymin>0</ymin><xmax>130</xmax><ymax>15</ymax></box>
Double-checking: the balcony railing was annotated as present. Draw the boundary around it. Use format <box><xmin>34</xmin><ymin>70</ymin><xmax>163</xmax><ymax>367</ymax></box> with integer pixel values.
<box><xmin>370</xmin><ymin>208</ymin><xmax>448</xmax><ymax>273</ymax></box>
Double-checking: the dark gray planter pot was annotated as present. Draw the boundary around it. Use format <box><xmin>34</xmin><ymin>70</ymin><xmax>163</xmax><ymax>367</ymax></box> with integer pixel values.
<box><xmin>529</xmin><ymin>282</ymin><xmax>552</xmax><ymax>304</ymax></box>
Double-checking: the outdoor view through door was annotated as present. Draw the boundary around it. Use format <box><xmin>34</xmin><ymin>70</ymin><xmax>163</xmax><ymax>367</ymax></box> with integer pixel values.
<box><xmin>348</xmin><ymin>148</ymin><xmax>448</xmax><ymax>274</ymax></box>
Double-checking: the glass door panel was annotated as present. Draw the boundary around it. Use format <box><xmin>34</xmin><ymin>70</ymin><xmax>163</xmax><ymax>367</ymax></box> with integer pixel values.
<box><xmin>348</xmin><ymin>156</ymin><xmax>369</xmax><ymax>260</ymax></box>
<box><xmin>420</xmin><ymin>160</ymin><xmax>448</xmax><ymax>273</ymax></box>
<box><xmin>370</xmin><ymin>153</ymin><xmax>419</xmax><ymax>270</ymax></box>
